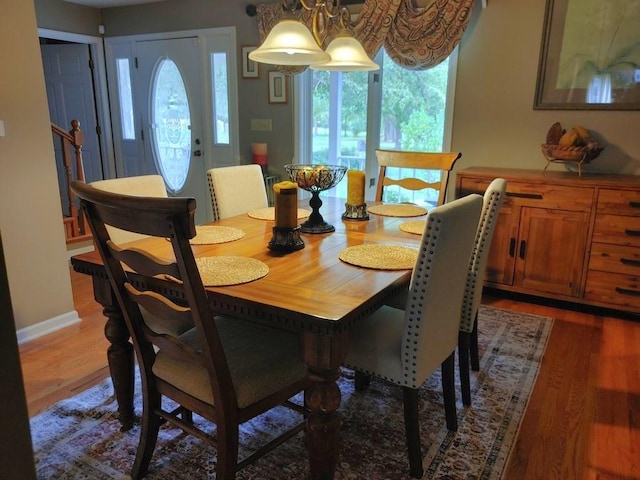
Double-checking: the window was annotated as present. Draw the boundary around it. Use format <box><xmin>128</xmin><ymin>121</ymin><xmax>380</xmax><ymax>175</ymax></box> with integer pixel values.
<box><xmin>150</xmin><ymin>58</ymin><xmax>191</xmax><ymax>193</ymax></box>
<box><xmin>297</xmin><ymin>48</ymin><xmax>457</xmax><ymax>202</ymax></box>
<box><xmin>211</xmin><ymin>52</ymin><xmax>230</xmax><ymax>145</ymax></box>
<box><xmin>116</xmin><ymin>58</ymin><xmax>135</xmax><ymax>140</ymax></box>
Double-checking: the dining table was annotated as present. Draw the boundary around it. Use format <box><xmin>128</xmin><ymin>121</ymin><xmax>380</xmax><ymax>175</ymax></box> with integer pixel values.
<box><xmin>70</xmin><ymin>196</ymin><xmax>426</xmax><ymax>480</ymax></box>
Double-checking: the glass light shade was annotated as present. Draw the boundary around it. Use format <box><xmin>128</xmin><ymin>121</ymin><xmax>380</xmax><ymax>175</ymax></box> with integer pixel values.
<box><xmin>249</xmin><ymin>18</ymin><xmax>331</xmax><ymax>66</ymax></box>
<box><xmin>311</xmin><ymin>33</ymin><xmax>380</xmax><ymax>71</ymax></box>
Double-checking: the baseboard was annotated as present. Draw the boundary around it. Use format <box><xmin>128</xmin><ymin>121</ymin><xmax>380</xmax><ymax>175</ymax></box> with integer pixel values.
<box><xmin>67</xmin><ymin>243</ymin><xmax>94</xmax><ymax>259</ymax></box>
<box><xmin>16</xmin><ymin>310</ymin><xmax>81</xmax><ymax>345</ymax></box>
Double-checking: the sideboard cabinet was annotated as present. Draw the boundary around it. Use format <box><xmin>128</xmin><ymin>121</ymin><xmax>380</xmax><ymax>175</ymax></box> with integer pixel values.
<box><xmin>456</xmin><ymin>167</ymin><xmax>640</xmax><ymax>314</ymax></box>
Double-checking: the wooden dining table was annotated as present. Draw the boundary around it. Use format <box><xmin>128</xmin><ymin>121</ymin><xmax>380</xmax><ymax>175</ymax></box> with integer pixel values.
<box><xmin>70</xmin><ymin>196</ymin><xmax>426</xmax><ymax>480</ymax></box>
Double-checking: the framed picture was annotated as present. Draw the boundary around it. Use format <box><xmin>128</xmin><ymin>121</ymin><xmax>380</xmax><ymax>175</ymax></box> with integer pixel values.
<box><xmin>268</xmin><ymin>71</ymin><xmax>287</xmax><ymax>104</ymax></box>
<box><xmin>534</xmin><ymin>0</ymin><xmax>640</xmax><ymax>110</ymax></box>
<box><xmin>242</xmin><ymin>46</ymin><xmax>259</xmax><ymax>79</ymax></box>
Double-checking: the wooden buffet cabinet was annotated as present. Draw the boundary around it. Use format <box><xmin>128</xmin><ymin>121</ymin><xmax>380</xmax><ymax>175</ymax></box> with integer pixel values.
<box><xmin>456</xmin><ymin>167</ymin><xmax>640</xmax><ymax>315</ymax></box>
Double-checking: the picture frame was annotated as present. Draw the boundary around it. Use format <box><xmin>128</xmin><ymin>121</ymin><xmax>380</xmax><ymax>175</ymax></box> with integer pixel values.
<box><xmin>534</xmin><ymin>0</ymin><xmax>640</xmax><ymax>110</ymax></box>
<box><xmin>268</xmin><ymin>71</ymin><xmax>287</xmax><ymax>104</ymax></box>
<box><xmin>241</xmin><ymin>46</ymin><xmax>259</xmax><ymax>79</ymax></box>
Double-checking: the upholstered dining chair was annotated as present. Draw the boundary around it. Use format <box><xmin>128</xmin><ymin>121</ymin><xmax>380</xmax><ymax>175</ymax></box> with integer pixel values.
<box><xmin>343</xmin><ymin>194</ymin><xmax>483</xmax><ymax>479</ymax></box>
<box><xmin>458</xmin><ymin>178</ymin><xmax>507</xmax><ymax>406</ymax></box>
<box><xmin>375</xmin><ymin>149</ymin><xmax>462</xmax><ymax>207</ymax></box>
<box><xmin>90</xmin><ymin>174</ymin><xmax>168</xmax><ymax>244</ymax></box>
<box><xmin>207</xmin><ymin>164</ymin><xmax>268</xmax><ymax>220</ymax></box>
<box><xmin>70</xmin><ymin>180</ymin><xmax>309</xmax><ymax>480</ymax></box>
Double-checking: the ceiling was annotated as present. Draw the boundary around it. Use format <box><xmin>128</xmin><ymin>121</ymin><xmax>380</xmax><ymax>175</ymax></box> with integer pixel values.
<box><xmin>63</xmin><ymin>0</ymin><xmax>168</xmax><ymax>8</ymax></box>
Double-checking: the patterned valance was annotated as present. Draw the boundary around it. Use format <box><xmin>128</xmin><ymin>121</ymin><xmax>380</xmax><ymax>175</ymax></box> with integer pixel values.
<box><xmin>254</xmin><ymin>0</ymin><xmax>475</xmax><ymax>73</ymax></box>
<box><xmin>384</xmin><ymin>0</ymin><xmax>474</xmax><ymax>69</ymax></box>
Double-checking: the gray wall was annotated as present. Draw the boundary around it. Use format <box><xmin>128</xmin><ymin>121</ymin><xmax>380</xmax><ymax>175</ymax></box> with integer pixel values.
<box><xmin>34</xmin><ymin>0</ymin><xmax>102</xmax><ymax>36</ymax></box>
<box><xmin>452</xmin><ymin>0</ymin><xmax>640</xmax><ymax>175</ymax></box>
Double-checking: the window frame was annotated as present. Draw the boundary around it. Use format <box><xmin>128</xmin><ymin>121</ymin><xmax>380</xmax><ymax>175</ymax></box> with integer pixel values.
<box><xmin>294</xmin><ymin>47</ymin><xmax>459</xmax><ymax>201</ymax></box>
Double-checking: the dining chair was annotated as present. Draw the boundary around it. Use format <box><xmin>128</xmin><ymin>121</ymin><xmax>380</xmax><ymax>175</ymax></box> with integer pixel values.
<box><xmin>207</xmin><ymin>164</ymin><xmax>269</xmax><ymax>220</ymax></box>
<box><xmin>89</xmin><ymin>175</ymin><xmax>168</xmax><ymax>244</ymax></box>
<box><xmin>374</xmin><ymin>149</ymin><xmax>462</xmax><ymax>207</ymax></box>
<box><xmin>70</xmin><ymin>180</ymin><xmax>309</xmax><ymax>480</ymax></box>
<box><xmin>343</xmin><ymin>194</ymin><xmax>483</xmax><ymax>479</ymax></box>
<box><xmin>458</xmin><ymin>178</ymin><xmax>507</xmax><ymax>406</ymax></box>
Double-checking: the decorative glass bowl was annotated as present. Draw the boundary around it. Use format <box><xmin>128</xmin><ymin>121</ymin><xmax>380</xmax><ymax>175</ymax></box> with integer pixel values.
<box><xmin>285</xmin><ymin>164</ymin><xmax>347</xmax><ymax>233</ymax></box>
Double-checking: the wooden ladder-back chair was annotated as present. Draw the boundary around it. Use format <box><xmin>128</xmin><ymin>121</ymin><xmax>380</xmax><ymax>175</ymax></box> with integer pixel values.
<box><xmin>343</xmin><ymin>194</ymin><xmax>483</xmax><ymax>478</ymax></box>
<box><xmin>51</xmin><ymin>120</ymin><xmax>90</xmax><ymax>244</ymax></box>
<box><xmin>70</xmin><ymin>181</ymin><xmax>309</xmax><ymax>480</ymax></box>
<box><xmin>458</xmin><ymin>178</ymin><xmax>507</xmax><ymax>406</ymax></box>
<box><xmin>207</xmin><ymin>165</ymin><xmax>268</xmax><ymax>221</ymax></box>
<box><xmin>375</xmin><ymin>150</ymin><xmax>462</xmax><ymax>207</ymax></box>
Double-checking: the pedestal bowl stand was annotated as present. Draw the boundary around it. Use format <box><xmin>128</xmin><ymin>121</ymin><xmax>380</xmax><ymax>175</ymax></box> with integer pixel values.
<box><xmin>285</xmin><ymin>164</ymin><xmax>347</xmax><ymax>233</ymax></box>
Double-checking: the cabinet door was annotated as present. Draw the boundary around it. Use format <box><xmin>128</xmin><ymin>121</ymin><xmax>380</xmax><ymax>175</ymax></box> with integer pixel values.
<box><xmin>485</xmin><ymin>203</ymin><xmax>519</xmax><ymax>286</ymax></box>
<box><xmin>514</xmin><ymin>207</ymin><xmax>589</xmax><ymax>297</ymax></box>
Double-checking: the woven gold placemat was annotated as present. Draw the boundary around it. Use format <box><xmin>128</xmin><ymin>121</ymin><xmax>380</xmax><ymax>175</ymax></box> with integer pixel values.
<box><xmin>339</xmin><ymin>244</ymin><xmax>418</xmax><ymax>270</ymax></box>
<box><xmin>368</xmin><ymin>204</ymin><xmax>428</xmax><ymax>217</ymax></box>
<box><xmin>399</xmin><ymin>220</ymin><xmax>426</xmax><ymax>235</ymax></box>
<box><xmin>196</xmin><ymin>256</ymin><xmax>268</xmax><ymax>286</ymax></box>
<box><xmin>189</xmin><ymin>226</ymin><xmax>245</xmax><ymax>245</ymax></box>
<box><xmin>247</xmin><ymin>207</ymin><xmax>311</xmax><ymax>221</ymax></box>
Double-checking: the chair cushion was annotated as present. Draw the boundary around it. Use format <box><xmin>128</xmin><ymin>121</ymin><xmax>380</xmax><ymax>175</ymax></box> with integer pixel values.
<box><xmin>152</xmin><ymin>316</ymin><xmax>307</xmax><ymax>408</ymax></box>
<box><xmin>344</xmin><ymin>305</ymin><xmax>405</xmax><ymax>384</ymax></box>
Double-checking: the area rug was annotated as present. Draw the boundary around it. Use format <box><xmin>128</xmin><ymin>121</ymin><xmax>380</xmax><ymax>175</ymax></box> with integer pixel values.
<box><xmin>31</xmin><ymin>305</ymin><xmax>553</xmax><ymax>479</ymax></box>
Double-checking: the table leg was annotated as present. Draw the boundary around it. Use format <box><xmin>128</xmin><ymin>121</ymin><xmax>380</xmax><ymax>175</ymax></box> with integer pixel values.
<box><xmin>303</xmin><ymin>331</ymin><xmax>348</xmax><ymax>480</ymax></box>
<box><xmin>93</xmin><ymin>276</ymin><xmax>135</xmax><ymax>431</ymax></box>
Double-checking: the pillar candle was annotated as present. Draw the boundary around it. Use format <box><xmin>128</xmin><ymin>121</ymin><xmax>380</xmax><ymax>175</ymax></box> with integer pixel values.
<box><xmin>273</xmin><ymin>181</ymin><xmax>298</xmax><ymax>228</ymax></box>
<box><xmin>346</xmin><ymin>170</ymin><xmax>366</xmax><ymax>205</ymax></box>
<box><xmin>252</xmin><ymin>143</ymin><xmax>268</xmax><ymax>169</ymax></box>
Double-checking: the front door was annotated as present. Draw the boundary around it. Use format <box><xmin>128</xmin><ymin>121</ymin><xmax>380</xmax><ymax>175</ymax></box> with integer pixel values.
<box><xmin>135</xmin><ymin>37</ymin><xmax>208</xmax><ymax>224</ymax></box>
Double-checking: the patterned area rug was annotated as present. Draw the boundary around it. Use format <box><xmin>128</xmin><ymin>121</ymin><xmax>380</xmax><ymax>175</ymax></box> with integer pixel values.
<box><xmin>32</xmin><ymin>306</ymin><xmax>553</xmax><ymax>479</ymax></box>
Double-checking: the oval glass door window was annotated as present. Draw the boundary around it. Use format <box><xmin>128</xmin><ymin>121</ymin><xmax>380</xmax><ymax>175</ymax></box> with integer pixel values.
<box><xmin>151</xmin><ymin>58</ymin><xmax>191</xmax><ymax>193</ymax></box>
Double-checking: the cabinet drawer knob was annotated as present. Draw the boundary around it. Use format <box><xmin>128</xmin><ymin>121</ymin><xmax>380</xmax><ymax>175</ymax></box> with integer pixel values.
<box><xmin>630</xmin><ymin>201</ymin><xmax>640</xmax><ymax>209</ymax></box>
<box><xmin>620</xmin><ymin>257</ymin><xmax>640</xmax><ymax>267</ymax></box>
<box><xmin>615</xmin><ymin>287</ymin><xmax>640</xmax><ymax>297</ymax></box>
<box><xmin>624</xmin><ymin>229</ymin><xmax>640</xmax><ymax>237</ymax></box>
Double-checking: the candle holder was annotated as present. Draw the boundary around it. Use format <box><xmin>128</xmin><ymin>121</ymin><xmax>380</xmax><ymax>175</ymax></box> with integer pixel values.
<box><xmin>268</xmin><ymin>226</ymin><xmax>305</xmax><ymax>252</ymax></box>
<box><xmin>342</xmin><ymin>203</ymin><xmax>369</xmax><ymax>221</ymax></box>
<box><xmin>285</xmin><ymin>164</ymin><xmax>347</xmax><ymax>234</ymax></box>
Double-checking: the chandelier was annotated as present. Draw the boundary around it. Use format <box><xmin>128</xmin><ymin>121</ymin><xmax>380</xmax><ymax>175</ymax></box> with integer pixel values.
<box><xmin>248</xmin><ymin>0</ymin><xmax>379</xmax><ymax>71</ymax></box>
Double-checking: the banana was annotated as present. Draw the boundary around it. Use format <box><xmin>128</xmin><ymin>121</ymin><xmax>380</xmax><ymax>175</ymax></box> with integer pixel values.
<box><xmin>573</xmin><ymin>126</ymin><xmax>590</xmax><ymax>141</ymax></box>
<box><xmin>559</xmin><ymin>130</ymin><xmax>579</xmax><ymax>147</ymax></box>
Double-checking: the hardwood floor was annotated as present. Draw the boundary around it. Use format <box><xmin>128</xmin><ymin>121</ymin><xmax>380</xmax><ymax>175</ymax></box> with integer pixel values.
<box><xmin>20</xmin><ymin>269</ymin><xmax>640</xmax><ymax>479</ymax></box>
<box><xmin>20</xmin><ymin>268</ymin><xmax>110</xmax><ymax>417</ymax></box>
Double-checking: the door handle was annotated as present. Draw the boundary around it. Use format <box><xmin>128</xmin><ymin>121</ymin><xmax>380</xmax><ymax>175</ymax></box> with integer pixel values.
<box><xmin>509</xmin><ymin>238</ymin><xmax>516</xmax><ymax>257</ymax></box>
<box><xmin>519</xmin><ymin>240</ymin><xmax>526</xmax><ymax>259</ymax></box>
<box><xmin>193</xmin><ymin>150</ymin><xmax>202</xmax><ymax>157</ymax></box>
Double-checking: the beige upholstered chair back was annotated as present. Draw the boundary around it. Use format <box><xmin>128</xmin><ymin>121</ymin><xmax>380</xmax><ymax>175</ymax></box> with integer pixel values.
<box><xmin>89</xmin><ymin>175</ymin><xmax>168</xmax><ymax>244</ymax></box>
<box><xmin>90</xmin><ymin>175</ymin><xmax>168</xmax><ymax>244</ymax></box>
<box><xmin>207</xmin><ymin>165</ymin><xmax>268</xmax><ymax>220</ymax></box>
<box><xmin>459</xmin><ymin>178</ymin><xmax>507</xmax><ymax>333</ymax></box>
<box><xmin>401</xmin><ymin>194</ymin><xmax>482</xmax><ymax>388</ymax></box>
